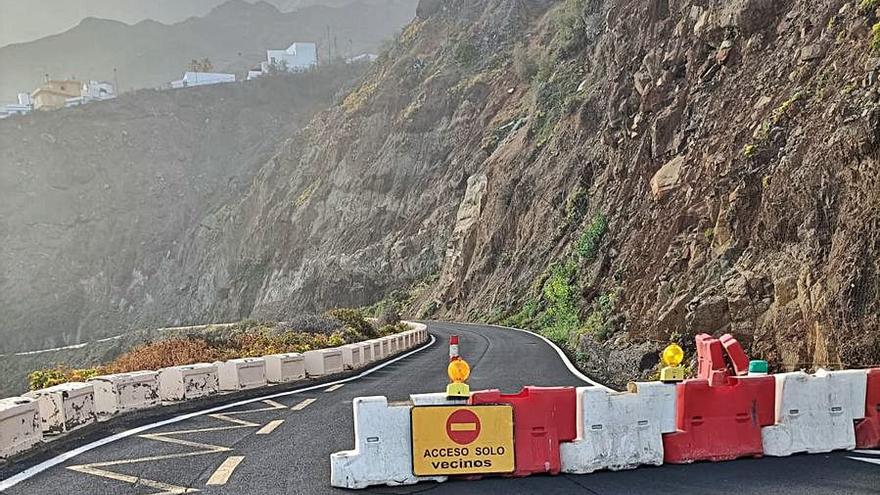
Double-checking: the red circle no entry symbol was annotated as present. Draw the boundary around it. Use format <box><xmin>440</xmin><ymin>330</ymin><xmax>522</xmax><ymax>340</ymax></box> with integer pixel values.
<box><xmin>446</xmin><ymin>409</ymin><xmax>481</xmax><ymax>445</ymax></box>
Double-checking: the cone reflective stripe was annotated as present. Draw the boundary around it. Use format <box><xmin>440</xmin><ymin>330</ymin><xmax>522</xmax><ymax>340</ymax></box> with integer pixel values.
<box><xmin>449</xmin><ymin>335</ymin><xmax>460</xmax><ymax>362</ymax></box>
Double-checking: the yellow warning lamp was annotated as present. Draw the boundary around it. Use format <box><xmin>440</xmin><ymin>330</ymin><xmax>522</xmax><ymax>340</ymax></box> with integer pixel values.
<box><xmin>446</xmin><ymin>358</ymin><xmax>471</xmax><ymax>398</ymax></box>
<box><xmin>659</xmin><ymin>343</ymin><xmax>685</xmax><ymax>383</ymax></box>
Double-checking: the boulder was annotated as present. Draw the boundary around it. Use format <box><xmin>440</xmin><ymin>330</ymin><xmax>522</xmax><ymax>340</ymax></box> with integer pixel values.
<box><xmin>650</xmin><ymin>156</ymin><xmax>684</xmax><ymax>200</ymax></box>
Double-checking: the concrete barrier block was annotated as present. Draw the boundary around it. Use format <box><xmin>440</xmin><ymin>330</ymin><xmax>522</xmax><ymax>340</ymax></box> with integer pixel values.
<box><xmin>358</xmin><ymin>342</ymin><xmax>373</xmax><ymax>364</ymax></box>
<box><xmin>0</xmin><ymin>397</ymin><xmax>42</xmax><ymax>460</ymax></box>
<box><xmin>158</xmin><ymin>363</ymin><xmax>219</xmax><ymax>401</ymax></box>
<box><xmin>304</xmin><ymin>348</ymin><xmax>344</xmax><ymax>377</ymax></box>
<box><xmin>368</xmin><ymin>340</ymin><xmax>383</xmax><ymax>360</ymax></box>
<box><xmin>341</xmin><ymin>344</ymin><xmax>364</xmax><ymax>370</ymax></box>
<box><xmin>330</xmin><ymin>396</ymin><xmax>447</xmax><ymax>489</ymax></box>
<box><xmin>379</xmin><ymin>337</ymin><xmax>392</xmax><ymax>357</ymax></box>
<box><xmin>264</xmin><ymin>353</ymin><xmax>305</xmax><ymax>383</ymax></box>
<box><xmin>561</xmin><ymin>383</ymin><xmax>677</xmax><ymax>474</ymax></box>
<box><xmin>396</xmin><ymin>334</ymin><xmax>407</xmax><ymax>350</ymax></box>
<box><xmin>24</xmin><ymin>382</ymin><xmax>97</xmax><ymax>435</ymax></box>
<box><xmin>217</xmin><ymin>358</ymin><xmax>268</xmax><ymax>391</ymax></box>
<box><xmin>88</xmin><ymin>371</ymin><xmax>159</xmax><ymax>415</ymax></box>
<box><xmin>762</xmin><ymin>369</ymin><xmax>867</xmax><ymax>456</ymax></box>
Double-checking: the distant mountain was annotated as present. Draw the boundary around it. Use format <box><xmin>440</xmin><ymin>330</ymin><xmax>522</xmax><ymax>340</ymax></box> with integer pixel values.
<box><xmin>0</xmin><ymin>0</ymin><xmax>411</xmax><ymax>48</ymax></box>
<box><xmin>0</xmin><ymin>0</ymin><xmax>416</xmax><ymax>100</ymax></box>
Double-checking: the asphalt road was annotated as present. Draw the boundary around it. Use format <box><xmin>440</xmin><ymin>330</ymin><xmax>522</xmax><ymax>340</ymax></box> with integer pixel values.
<box><xmin>1</xmin><ymin>322</ymin><xmax>877</xmax><ymax>494</ymax></box>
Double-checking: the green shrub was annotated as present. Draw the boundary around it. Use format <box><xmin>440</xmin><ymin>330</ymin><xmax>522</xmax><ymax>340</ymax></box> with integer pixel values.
<box><xmin>873</xmin><ymin>23</ymin><xmax>880</xmax><ymax>51</ymax></box>
<box><xmin>576</xmin><ymin>213</ymin><xmax>607</xmax><ymax>261</ymax></box>
<box><xmin>325</xmin><ymin>308</ymin><xmax>378</xmax><ymax>339</ymax></box>
<box><xmin>540</xmin><ymin>260</ymin><xmax>581</xmax><ymax>345</ymax></box>
<box><xmin>453</xmin><ymin>41</ymin><xmax>479</xmax><ymax>68</ymax></box>
<box><xmin>553</xmin><ymin>0</ymin><xmax>588</xmax><ymax>58</ymax></box>
<box><xmin>580</xmin><ymin>289</ymin><xmax>618</xmax><ymax>341</ymax></box>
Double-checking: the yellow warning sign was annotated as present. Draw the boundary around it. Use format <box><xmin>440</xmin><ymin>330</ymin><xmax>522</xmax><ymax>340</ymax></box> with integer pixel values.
<box><xmin>411</xmin><ymin>405</ymin><xmax>514</xmax><ymax>476</ymax></box>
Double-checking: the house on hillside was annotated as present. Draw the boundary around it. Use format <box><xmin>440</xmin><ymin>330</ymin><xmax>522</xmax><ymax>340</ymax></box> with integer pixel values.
<box><xmin>0</xmin><ymin>93</ymin><xmax>33</xmax><ymax>119</ymax></box>
<box><xmin>346</xmin><ymin>53</ymin><xmax>378</xmax><ymax>64</ymax></box>
<box><xmin>31</xmin><ymin>80</ymin><xmax>82</xmax><ymax>110</ymax></box>
<box><xmin>170</xmin><ymin>71</ymin><xmax>235</xmax><ymax>89</ymax></box>
<box><xmin>65</xmin><ymin>81</ymin><xmax>117</xmax><ymax>107</ymax></box>
<box><xmin>246</xmin><ymin>67</ymin><xmax>264</xmax><ymax>81</ymax></box>
<box><xmin>262</xmin><ymin>42</ymin><xmax>318</xmax><ymax>73</ymax></box>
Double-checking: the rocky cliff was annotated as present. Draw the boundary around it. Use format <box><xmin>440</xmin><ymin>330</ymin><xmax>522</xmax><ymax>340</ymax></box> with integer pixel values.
<box><xmin>5</xmin><ymin>0</ymin><xmax>880</xmax><ymax>387</ymax></box>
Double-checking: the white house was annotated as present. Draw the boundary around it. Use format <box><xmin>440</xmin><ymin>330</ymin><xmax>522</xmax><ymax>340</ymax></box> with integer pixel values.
<box><xmin>1</xmin><ymin>93</ymin><xmax>34</xmax><ymax>118</ymax></box>
<box><xmin>246</xmin><ymin>67</ymin><xmax>263</xmax><ymax>81</ymax></box>
<box><xmin>170</xmin><ymin>71</ymin><xmax>235</xmax><ymax>89</ymax></box>
<box><xmin>262</xmin><ymin>42</ymin><xmax>318</xmax><ymax>73</ymax></box>
<box><xmin>82</xmin><ymin>81</ymin><xmax>115</xmax><ymax>100</ymax></box>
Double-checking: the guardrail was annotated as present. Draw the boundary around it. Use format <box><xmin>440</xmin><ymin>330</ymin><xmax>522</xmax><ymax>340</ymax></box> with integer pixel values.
<box><xmin>0</xmin><ymin>323</ymin><xmax>427</xmax><ymax>463</ymax></box>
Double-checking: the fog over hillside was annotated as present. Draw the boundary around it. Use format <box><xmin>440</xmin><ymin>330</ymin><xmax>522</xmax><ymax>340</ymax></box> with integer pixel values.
<box><xmin>0</xmin><ymin>0</ymin><xmax>409</xmax><ymax>47</ymax></box>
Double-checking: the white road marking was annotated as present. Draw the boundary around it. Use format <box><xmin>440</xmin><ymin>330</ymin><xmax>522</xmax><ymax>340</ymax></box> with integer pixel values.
<box><xmin>848</xmin><ymin>456</ymin><xmax>880</xmax><ymax>466</ymax></box>
<box><xmin>324</xmin><ymin>384</ymin><xmax>345</xmax><ymax>392</ymax></box>
<box><xmin>206</xmin><ymin>456</ymin><xmax>245</xmax><ymax>486</ymax></box>
<box><xmin>853</xmin><ymin>449</ymin><xmax>880</xmax><ymax>455</ymax></box>
<box><xmin>291</xmin><ymin>398</ymin><xmax>317</xmax><ymax>411</ymax></box>
<box><xmin>0</xmin><ymin>333</ymin><xmax>436</xmax><ymax>491</ymax></box>
<box><xmin>256</xmin><ymin>420</ymin><xmax>284</xmax><ymax>435</ymax></box>
<box><xmin>448</xmin><ymin>320</ymin><xmax>613</xmax><ymax>390</ymax></box>
<box><xmin>262</xmin><ymin>399</ymin><xmax>287</xmax><ymax>409</ymax></box>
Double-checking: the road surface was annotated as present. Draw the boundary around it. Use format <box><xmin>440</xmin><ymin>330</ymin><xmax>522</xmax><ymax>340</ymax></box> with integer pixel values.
<box><xmin>0</xmin><ymin>322</ymin><xmax>876</xmax><ymax>494</ymax></box>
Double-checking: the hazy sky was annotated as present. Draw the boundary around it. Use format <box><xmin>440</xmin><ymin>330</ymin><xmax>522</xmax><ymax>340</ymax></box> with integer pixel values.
<box><xmin>0</xmin><ymin>0</ymin><xmax>354</xmax><ymax>47</ymax></box>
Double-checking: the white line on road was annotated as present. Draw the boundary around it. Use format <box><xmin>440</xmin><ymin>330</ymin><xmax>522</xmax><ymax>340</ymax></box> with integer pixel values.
<box><xmin>206</xmin><ymin>456</ymin><xmax>245</xmax><ymax>485</ymax></box>
<box><xmin>853</xmin><ymin>449</ymin><xmax>880</xmax><ymax>455</ymax></box>
<box><xmin>324</xmin><ymin>384</ymin><xmax>345</xmax><ymax>392</ymax></box>
<box><xmin>255</xmin><ymin>420</ymin><xmax>284</xmax><ymax>435</ymax></box>
<box><xmin>848</xmin><ymin>456</ymin><xmax>880</xmax><ymax>466</ymax></box>
<box><xmin>0</xmin><ymin>333</ymin><xmax>436</xmax><ymax>491</ymax></box>
<box><xmin>291</xmin><ymin>398</ymin><xmax>317</xmax><ymax>411</ymax></box>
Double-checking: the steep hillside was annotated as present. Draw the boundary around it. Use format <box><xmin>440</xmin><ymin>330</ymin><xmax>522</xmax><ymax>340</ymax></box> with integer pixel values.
<box><xmin>5</xmin><ymin>0</ymin><xmax>879</xmax><ymax>387</ymax></box>
<box><xmin>0</xmin><ymin>65</ymin><xmax>365</xmax><ymax>352</ymax></box>
<box><xmin>0</xmin><ymin>0</ymin><xmax>416</xmax><ymax>100</ymax></box>
<box><xmin>151</xmin><ymin>0</ymin><xmax>879</xmax><ymax>387</ymax></box>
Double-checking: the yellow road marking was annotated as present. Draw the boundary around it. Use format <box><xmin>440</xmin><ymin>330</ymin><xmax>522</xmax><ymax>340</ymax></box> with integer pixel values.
<box><xmin>291</xmin><ymin>398</ymin><xmax>316</xmax><ymax>411</ymax></box>
<box><xmin>256</xmin><ymin>420</ymin><xmax>284</xmax><ymax>435</ymax></box>
<box><xmin>208</xmin><ymin>413</ymin><xmax>260</xmax><ymax>426</ymax></box>
<box><xmin>262</xmin><ymin>399</ymin><xmax>287</xmax><ymax>409</ymax></box>
<box><xmin>67</xmin><ymin>464</ymin><xmax>197</xmax><ymax>494</ymax></box>
<box><xmin>324</xmin><ymin>384</ymin><xmax>345</xmax><ymax>392</ymax></box>
<box><xmin>206</xmin><ymin>456</ymin><xmax>245</xmax><ymax>486</ymax></box>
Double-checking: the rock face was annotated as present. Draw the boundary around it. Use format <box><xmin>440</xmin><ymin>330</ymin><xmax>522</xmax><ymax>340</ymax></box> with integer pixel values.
<box><xmin>4</xmin><ymin>0</ymin><xmax>880</xmax><ymax>387</ymax></box>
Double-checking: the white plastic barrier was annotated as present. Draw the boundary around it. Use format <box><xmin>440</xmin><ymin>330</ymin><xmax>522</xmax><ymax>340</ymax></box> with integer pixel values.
<box><xmin>330</xmin><ymin>393</ymin><xmax>458</xmax><ymax>489</ymax></box>
<box><xmin>304</xmin><ymin>348</ymin><xmax>344</xmax><ymax>377</ymax></box>
<box><xmin>762</xmin><ymin>369</ymin><xmax>867</xmax><ymax>456</ymax></box>
<box><xmin>0</xmin><ymin>397</ymin><xmax>42</xmax><ymax>460</ymax></box>
<box><xmin>24</xmin><ymin>383</ymin><xmax>97</xmax><ymax>435</ymax></box>
<box><xmin>560</xmin><ymin>381</ymin><xmax>677</xmax><ymax>473</ymax></box>
<box><xmin>157</xmin><ymin>363</ymin><xmax>219</xmax><ymax>401</ymax></box>
<box><xmin>264</xmin><ymin>353</ymin><xmax>305</xmax><ymax>383</ymax></box>
<box><xmin>89</xmin><ymin>371</ymin><xmax>160</xmax><ymax>415</ymax></box>
<box><xmin>341</xmin><ymin>344</ymin><xmax>364</xmax><ymax>370</ymax></box>
<box><xmin>217</xmin><ymin>358</ymin><xmax>268</xmax><ymax>391</ymax></box>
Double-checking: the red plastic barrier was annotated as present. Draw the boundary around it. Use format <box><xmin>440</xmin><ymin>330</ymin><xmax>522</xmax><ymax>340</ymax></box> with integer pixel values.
<box><xmin>663</xmin><ymin>375</ymin><xmax>776</xmax><ymax>463</ymax></box>
<box><xmin>469</xmin><ymin>386</ymin><xmax>576</xmax><ymax>477</ymax></box>
<box><xmin>720</xmin><ymin>334</ymin><xmax>749</xmax><ymax>376</ymax></box>
<box><xmin>856</xmin><ymin>368</ymin><xmax>880</xmax><ymax>448</ymax></box>
<box><xmin>696</xmin><ymin>334</ymin><xmax>725</xmax><ymax>380</ymax></box>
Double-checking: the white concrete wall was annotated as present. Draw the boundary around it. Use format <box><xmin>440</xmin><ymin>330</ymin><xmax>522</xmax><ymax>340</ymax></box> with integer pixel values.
<box><xmin>265</xmin><ymin>353</ymin><xmax>305</xmax><ymax>383</ymax></box>
<box><xmin>217</xmin><ymin>358</ymin><xmax>268</xmax><ymax>391</ymax></box>
<box><xmin>24</xmin><ymin>382</ymin><xmax>96</xmax><ymax>435</ymax></box>
<box><xmin>762</xmin><ymin>369</ymin><xmax>867</xmax><ymax>456</ymax></box>
<box><xmin>560</xmin><ymin>382</ymin><xmax>677</xmax><ymax>473</ymax></box>
<box><xmin>330</xmin><ymin>396</ymin><xmax>448</xmax><ymax>489</ymax></box>
<box><xmin>0</xmin><ymin>397</ymin><xmax>42</xmax><ymax>460</ymax></box>
<box><xmin>88</xmin><ymin>371</ymin><xmax>159</xmax><ymax>415</ymax></box>
<box><xmin>157</xmin><ymin>363</ymin><xmax>219</xmax><ymax>401</ymax></box>
<box><xmin>304</xmin><ymin>348</ymin><xmax>344</xmax><ymax>377</ymax></box>
<box><xmin>368</xmin><ymin>340</ymin><xmax>384</xmax><ymax>360</ymax></box>
<box><xmin>341</xmin><ymin>344</ymin><xmax>364</xmax><ymax>370</ymax></box>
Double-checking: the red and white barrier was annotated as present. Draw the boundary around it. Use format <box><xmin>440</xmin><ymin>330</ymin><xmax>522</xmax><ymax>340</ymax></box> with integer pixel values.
<box><xmin>761</xmin><ymin>369</ymin><xmax>867</xmax><ymax>456</ymax></box>
<box><xmin>856</xmin><ymin>368</ymin><xmax>880</xmax><ymax>448</ymax></box>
